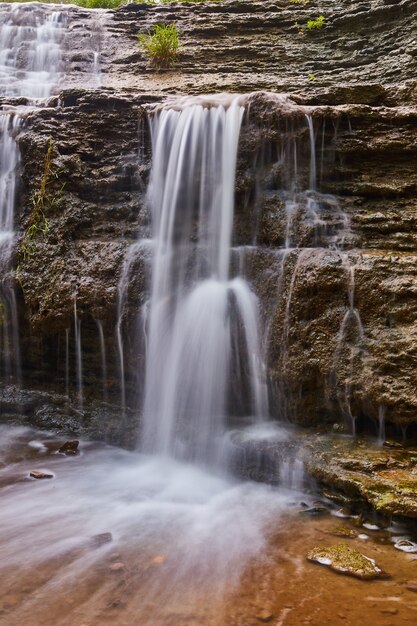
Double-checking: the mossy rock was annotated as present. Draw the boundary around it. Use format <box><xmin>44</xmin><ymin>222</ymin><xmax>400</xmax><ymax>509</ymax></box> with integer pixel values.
<box><xmin>307</xmin><ymin>543</ymin><xmax>389</xmax><ymax>580</ymax></box>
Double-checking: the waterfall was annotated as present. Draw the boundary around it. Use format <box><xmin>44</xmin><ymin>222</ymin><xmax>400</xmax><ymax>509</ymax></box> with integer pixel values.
<box><xmin>141</xmin><ymin>97</ymin><xmax>268</xmax><ymax>463</ymax></box>
<box><xmin>0</xmin><ymin>4</ymin><xmax>66</xmax><ymax>99</ymax></box>
<box><xmin>0</xmin><ymin>112</ymin><xmax>21</xmax><ymax>384</ymax></box>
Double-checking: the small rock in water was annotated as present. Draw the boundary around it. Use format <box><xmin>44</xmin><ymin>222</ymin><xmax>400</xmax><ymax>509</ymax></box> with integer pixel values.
<box><xmin>405</xmin><ymin>581</ymin><xmax>417</xmax><ymax>593</ymax></box>
<box><xmin>381</xmin><ymin>608</ymin><xmax>398</xmax><ymax>615</ymax></box>
<box><xmin>327</xmin><ymin>525</ymin><xmax>359</xmax><ymax>539</ymax></box>
<box><xmin>150</xmin><ymin>554</ymin><xmax>166</xmax><ymax>565</ymax></box>
<box><xmin>300</xmin><ymin>506</ymin><xmax>329</xmax><ymax>516</ymax></box>
<box><xmin>91</xmin><ymin>532</ymin><xmax>113</xmax><ymax>547</ymax></box>
<box><xmin>394</xmin><ymin>538</ymin><xmax>417</xmax><ymax>553</ymax></box>
<box><xmin>109</xmin><ymin>562</ymin><xmax>125</xmax><ymax>572</ymax></box>
<box><xmin>29</xmin><ymin>470</ymin><xmax>54</xmax><ymax>480</ymax></box>
<box><xmin>58</xmin><ymin>440</ymin><xmax>80</xmax><ymax>455</ymax></box>
<box><xmin>383</xmin><ymin>440</ymin><xmax>403</xmax><ymax>449</ymax></box>
<box><xmin>307</xmin><ymin>543</ymin><xmax>388</xmax><ymax>580</ymax></box>
<box><xmin>255</xmin><ymin>609</ymin><xmax>274</xmax><ymax>623</ymax></box>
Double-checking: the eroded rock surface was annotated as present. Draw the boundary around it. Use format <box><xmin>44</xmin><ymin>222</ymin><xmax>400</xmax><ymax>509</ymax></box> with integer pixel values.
<box><xmin>304</xmin><ymin>435</ymin><xmax>417</xmax><ymax>518</ymax></box>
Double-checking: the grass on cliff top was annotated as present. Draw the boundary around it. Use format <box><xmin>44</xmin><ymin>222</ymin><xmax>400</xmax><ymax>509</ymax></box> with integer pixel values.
<box><xmin>0</xmin><ymin>0</ymin><xmax>223</xmax><ymax>7</ymax></box>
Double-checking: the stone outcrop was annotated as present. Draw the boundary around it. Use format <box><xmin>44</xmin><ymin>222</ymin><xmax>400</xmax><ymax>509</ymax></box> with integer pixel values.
<box><xmin>1</xmin><ymin>0</ymin><xmax>416</xmax><ymax>436</ymax></box>
<box><xmin>304</xmin><ymin>435</ymin><xmax>417</xmax><ymax>518</ymax></box>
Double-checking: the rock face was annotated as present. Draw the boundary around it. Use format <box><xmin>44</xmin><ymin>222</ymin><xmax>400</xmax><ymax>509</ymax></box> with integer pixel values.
<box><xmin>0</xmin><ymin>0</ymin><xmax>416</xmax><ymax>437</ymax></box>
<box><xmin>304</xmin><ymin>435</ymin><xmax>417</xmax><ymax>518</ymax></box>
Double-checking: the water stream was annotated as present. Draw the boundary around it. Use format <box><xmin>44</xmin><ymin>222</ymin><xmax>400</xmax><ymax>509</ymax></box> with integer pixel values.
<box><xmin>141</xmin><ymin>97</ymin><xmax>268</xmax><ymax>464</ymax></box>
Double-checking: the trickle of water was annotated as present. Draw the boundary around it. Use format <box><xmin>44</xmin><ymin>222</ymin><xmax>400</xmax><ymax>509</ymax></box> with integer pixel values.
<box><xmin>95</xmin><ymin>319</ymin><xmax>108</xmax><ymax>403</ymax></box>
<box><xmin>73</xmin><ymin>296</ymin><xmax>83</xmax><ymax>410</ymax></box>
<box><xmin>65</xmin><ymin>327</ymin><xmax>70</xmax><ymax>400</ymax></box>
<box><xmin>377</xmin><ymin>404</ymin><xmax>386</xmax><ymax>444</ymax></box>
<box><xmin>0</xmin><ymin>113</ymin><xmax>20</xmax><ymax>260</ymax></box>
<box><xmin>141</xmin><ymin>97</ymin><xmax>268</xmax><ymax>464</ymax></box>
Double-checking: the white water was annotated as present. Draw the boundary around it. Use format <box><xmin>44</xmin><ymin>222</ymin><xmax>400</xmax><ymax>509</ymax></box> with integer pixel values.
<box><xmin>0</xmin><ymin>113</ymin><xmax>20</xmax><ymax>261</ymax></box>
<box><xmin>0</xmin><ymin>4</ymin><xmax>66</xmax><ymax>99</ymax></box>
<box><xmin>141</xmin><ymin>98</ymin><xmax>268</xmax><ymax>463</ymax></box>
<box><xmin>0</xmin><ymin>112</ymin><xmax>22</xmax><ymax>383</ymax></box>
<box><xmin>0</xmin><ymin>425</ymin><xmax>298</xmax><ymax>625</ymax></box>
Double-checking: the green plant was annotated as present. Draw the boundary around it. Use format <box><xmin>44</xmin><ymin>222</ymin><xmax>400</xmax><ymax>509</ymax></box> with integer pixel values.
<box><xmin>307</xmin><ymin>15</ymin><xmax>325</xmax><ymax>30</ymax></box>
<box><xmin>18</xmin><ymin>138</ymin><xmax>64</xmax><ymax>262</ymax></box>
<box><xmin>138</xmin><ymin>24</ymin><xmax>180</xmax><ymax>69</ymax></box>
<box><xmin>309</xmin><ymin>73</ymin><xmax>315</xmax><ymax>80</ymax></box>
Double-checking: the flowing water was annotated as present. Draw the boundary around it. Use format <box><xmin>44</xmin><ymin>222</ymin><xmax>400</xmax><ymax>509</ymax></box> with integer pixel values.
<box><xmin>141</xmin><ymin>97</ymin><xmax>268</xmax><ymax>463</ymax></box>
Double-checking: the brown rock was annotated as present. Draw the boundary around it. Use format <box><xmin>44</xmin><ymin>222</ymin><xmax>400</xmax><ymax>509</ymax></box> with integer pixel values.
<box><xmin>58</xmin><ymin>440</ymin><xmax>80</xmax><ymax>455</ymax></box>
<box><xmin>256</xmin><ymin>609</ymin><xmax>274</xmax><ymax>623</ymax></box>
<box><xmin>109</xmin><ymin>562</ymin><xmax>126</xmax><ymax>572</ymax></box>
<box><xmin>29</xmin><ymin>470</ymin><xmax>54</xmax><ymax>480</ymax></box>
<box><xmin>405</xmin><ymin>581</ymin><xmax>417</xmax><ymax>593</ymax></box>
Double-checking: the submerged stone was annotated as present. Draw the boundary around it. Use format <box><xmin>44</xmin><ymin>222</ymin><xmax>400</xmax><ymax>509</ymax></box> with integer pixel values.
<box><xmin>307</xmin><ymin>543</ymin><xmax>388</xmax><ymax>580</ymax></box>
<box><xmin>255</xmin><ymin>609</ymin><xmax>274</xmax><ymax>623</ymax></box>
<box><xmin>394</xmin><ymin>539</ymin><xmax>417</xmax><ymax>553</ymax></box>
<box><xmin>90</xmin><ymin>532</ymin><xmax>113</xmax><ymax>547</ymax></box>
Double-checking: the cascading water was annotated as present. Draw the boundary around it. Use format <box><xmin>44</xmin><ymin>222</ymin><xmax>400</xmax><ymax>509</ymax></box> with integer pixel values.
<box><xmin>0</xmin><ymin>2</ymin><xmax>104</xmax><ymax>400</ymax></box>
<box><xmin>0</xmin><ymin>112</ymin><xmax>21</xmax><ymax>383</ymax></box>
<box><xmin>141</xmin><ymin>97</ymin><xmax>268</xmax><ymax>463</ymax></box>
<box><xmin>0</xmin><ymin>3</ymin><xmax>66</xmax><ymax>100</ymax></box>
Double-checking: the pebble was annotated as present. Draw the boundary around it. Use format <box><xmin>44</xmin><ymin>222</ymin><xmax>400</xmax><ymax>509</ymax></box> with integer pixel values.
<box><xmin>109</xmin><ymin>562</ymin><xmax>126</xmax><ymax>572</ymax></box>
<box><xmin>381</xmin><ymin>608</ymin><xmax>398</xmax><ymax>615</ymax></box>
<box><xmin>405</xmin><ymin>581</ymin><xmax>417</xmax><ymax>593</ymax></box>
<box><xmin>394</xmin><ymin>538</ymin><xmax>417</xmax><ymax>553</ymax></box>
<box><xmin>29</xmin><ymin>470</ymin><xmax>54</xmax><ymax>479</ymax></box>
<box><xmin>150</xmin><ymin>555</ymin><xmax>166</xmax><ymax>565</ymax></box>
<box><xmin>255</xmin><ymin>609</ymin><xmax>274</xmax><ymax>623</ymax></box>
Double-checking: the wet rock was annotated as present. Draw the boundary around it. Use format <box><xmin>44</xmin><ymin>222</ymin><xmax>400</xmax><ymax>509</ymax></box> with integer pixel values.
<box><xmin>109</xmin><ymin>562</ymin><xmax>126</xmax><ymax>572</ymax></box>
<box><xmin>90</xmin><ymin>532</ymin><xmax>113</xmax><ymax>547</ymax></box>
<box><xmin>307</xmin><ymin>543</ymin><xmax>388</xmax><ymax>580</ymax></box>
<box><xmin>150</xmin><ymin>555</ymin><xmax>165</xmax><ymax>565</ymax></box>
<box><xmin>299</xmin><ymin>506</ymin><xmax>329</xmax><ymax>517</ymax></box>
<box><xmin>324</xmin><ymin>525</ymin><xmax>360</xmax><ymax>539</ymax></box>
<box><xmin>58</xmin><ymin>440</ymin><xmax>80</xmax><ymax>455</ymax></box>
<box><xmin>29</xmin><ymin>469</ymin><xmax>54</xmax><ymax>480</ymax></box>
<box><xmin>255</xmin><ymin>609</ymin><xmax>274</xmax><ymax>623</ymax></box>
<box><xmin>393</xmin><ymin>539</ymin><xmax>417</xmax><ymax>553</ymax></box>
<box><xmin>304</xmin><ymin>436</ymin><xmax>417</xmax><ymax>519</ymax></box>
<box><xmin>381</xmin><ymin>608</ymin><xmax>398</xmax><ymax>615</ymax></box>
<box><xmin>405</xmin><ymin>581</ymin><xmax>417</xmax><ymax>593</ymax></box>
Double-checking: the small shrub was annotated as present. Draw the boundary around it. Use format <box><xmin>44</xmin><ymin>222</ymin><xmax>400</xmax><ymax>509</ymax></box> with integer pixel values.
<box><xmin>306</xmin><ymin>15</ymin><xmax>325</xmax><ymax>30</ymax></box>
<box><xmin>138</xmin><ymin>24</ymin><xmax>180</xmax><ymax>69</ymax></box>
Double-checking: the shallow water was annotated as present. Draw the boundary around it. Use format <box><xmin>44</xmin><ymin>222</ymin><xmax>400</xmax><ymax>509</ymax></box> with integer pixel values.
<box><xmin>0</xmin><ymin>426</ymin><xmax>416</xmax><ymax>625</ymax></box>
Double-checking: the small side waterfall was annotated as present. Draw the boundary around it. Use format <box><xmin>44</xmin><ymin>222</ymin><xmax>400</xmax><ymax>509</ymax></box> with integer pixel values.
<box><xmin>141</xmin><ymin>98</ymin><xmax>268</xmax><ymax>463</ymax></box>
<box><xmin>0</xmin><ymin>4</ymin><xmax>66</xmax><ymax>99</ymax></box>
<box><xmin>0</xmin><ymin>112</ymin><xmax>21</xmax><ymax>383</ymax></box>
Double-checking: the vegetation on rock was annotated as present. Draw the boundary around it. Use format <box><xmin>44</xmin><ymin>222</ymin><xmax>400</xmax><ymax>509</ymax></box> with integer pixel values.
<box><xmin>18</xmin><ymin>139</ymin><xmax>62</xmax><ymax>263</ymax></box>
<box><xmin>138</xmin><ymin>24</ymin><xmax>180</xmax><ymax>69</ymax></box>
<box><xmin>306</xmin><ymin>15</ymin><xmax>325</xmax><ymax>30</ymax></box>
